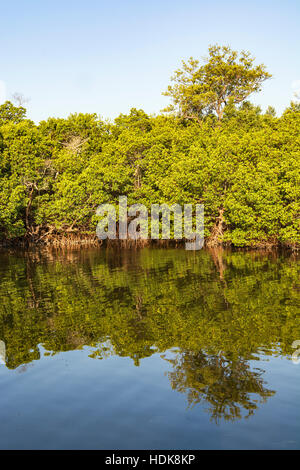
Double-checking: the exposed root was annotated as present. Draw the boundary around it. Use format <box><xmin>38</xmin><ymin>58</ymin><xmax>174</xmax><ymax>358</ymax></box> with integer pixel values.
<box><xmin>207</xmin><ymin>208</ymin><xmax>226</xmax><ymax>247</ymax></box>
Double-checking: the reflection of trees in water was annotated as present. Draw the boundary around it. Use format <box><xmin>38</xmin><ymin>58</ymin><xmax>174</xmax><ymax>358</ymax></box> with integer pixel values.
<box><xmin>165</xmin><ymin>350</ymin><xmax>275</xmax><ymax>422</ymax></box>
<box><xmin>0</xmin><ymin>247</ymin><xmax>298</xmax><ymax>421</ymax></box>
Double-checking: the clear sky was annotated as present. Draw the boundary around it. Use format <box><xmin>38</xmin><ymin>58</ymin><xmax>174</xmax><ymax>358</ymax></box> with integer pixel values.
<box><xmin>1</xmin><ymin>0</ymin><xmax>299</xmax><ymax>122</ymax></box>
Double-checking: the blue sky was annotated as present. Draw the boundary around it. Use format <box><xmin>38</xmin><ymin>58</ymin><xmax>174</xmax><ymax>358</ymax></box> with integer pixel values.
<box><xmin>1</xmin><ymin>0</ymin><xmax>299</xmax><ymax>122</ymax></box>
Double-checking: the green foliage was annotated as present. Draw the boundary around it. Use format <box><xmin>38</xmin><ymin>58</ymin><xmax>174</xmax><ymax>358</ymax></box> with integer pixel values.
<box><xmin>0</xmin><ymin>119</ymin><xmax>49</xmax><ymax>238</ymax></box>
<box><xmin>163</xmin><ymin>44</ymin><xmax>271</xmax><ymax>121</ymax></box>
<box><xmin>0</xmin><ymin>45</ymin><xmax>299</xmax><ymax>248</ymax></box>
<box><xmin>0</xmin><ymin>101</ymin><xmax>27</xmax><ymax>126</ymax></box>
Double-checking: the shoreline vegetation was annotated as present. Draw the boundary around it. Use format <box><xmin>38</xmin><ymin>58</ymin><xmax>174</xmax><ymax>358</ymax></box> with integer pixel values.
<box><xmin>0</xmin><ymin>234</ymin><xmax>299</xmax><ymax>251</ymax></box>
<box><xmin>0</xmin><ymin>45</ymin><xmax>299</xmax><ymax>251</ymax></box>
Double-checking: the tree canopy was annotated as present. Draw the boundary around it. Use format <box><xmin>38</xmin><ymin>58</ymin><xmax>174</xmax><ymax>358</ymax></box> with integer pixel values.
<box><xmin>163</xmin><ymin>44</ymin><xmax>271</xmax><ymax>122</ymax></box>
<box><xmin>0</xmin><ymin>45</ymin><xmax>299</xmax><ymax>249</ymax></box>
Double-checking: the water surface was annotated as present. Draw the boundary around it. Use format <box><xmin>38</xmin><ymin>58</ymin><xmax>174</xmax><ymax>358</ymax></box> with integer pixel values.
<box><xmin>0</xmin><ymin>247</ymin><xmax>299</xmax><ymax>449</ymax></box>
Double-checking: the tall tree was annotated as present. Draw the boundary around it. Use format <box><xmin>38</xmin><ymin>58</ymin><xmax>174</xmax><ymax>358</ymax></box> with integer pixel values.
<box><xmin>0</xmin><ymin>100</ymin><xmax>27</xmax><ymax>126</ymax></box>
<box><xmin>163</xmin><ymin>44</ymin><xmax>271</xmax><ymax>122</ymax></box>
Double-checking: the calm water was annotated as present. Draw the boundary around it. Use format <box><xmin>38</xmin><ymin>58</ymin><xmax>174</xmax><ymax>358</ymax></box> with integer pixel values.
<box><xmin>0</xmin><ymin>247</ymin><xmax>299</xmax><ymax>450</ymax></box>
